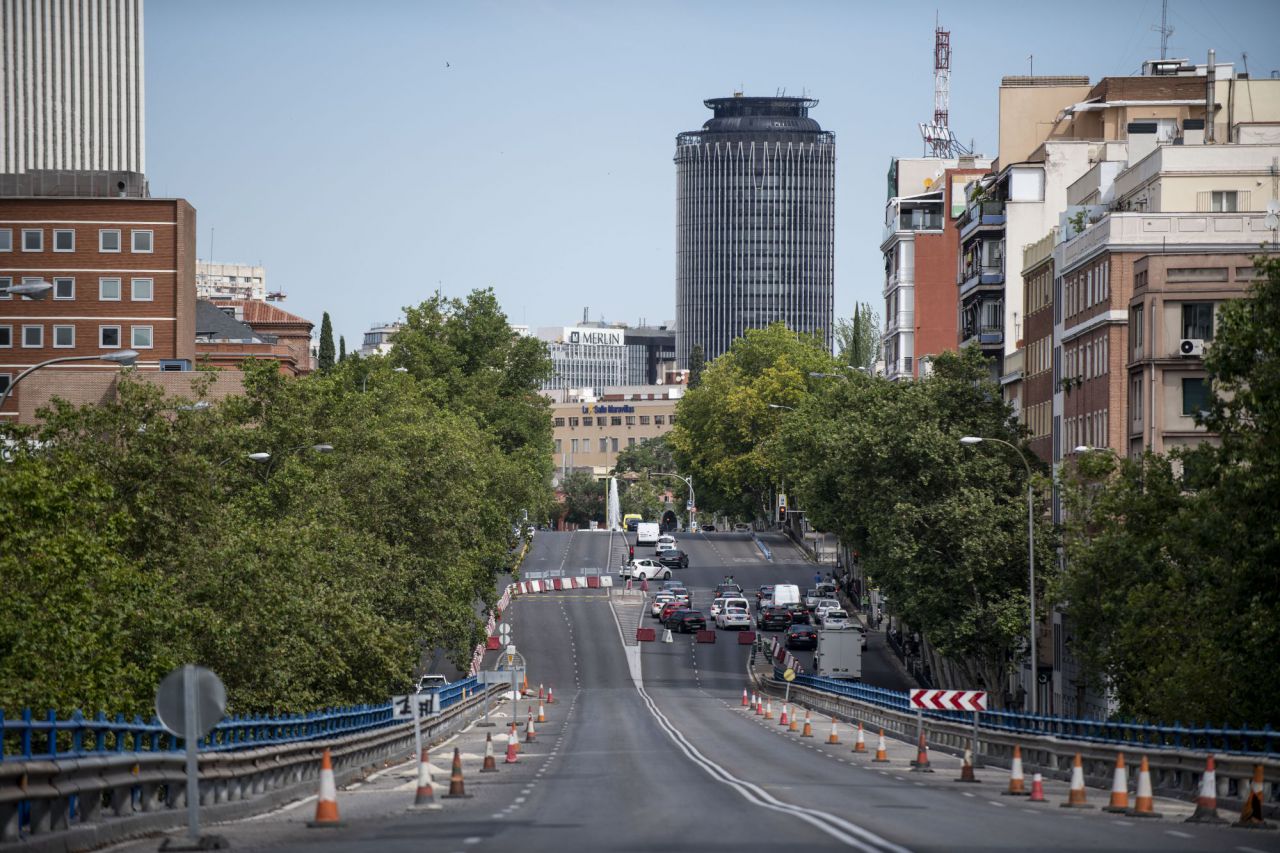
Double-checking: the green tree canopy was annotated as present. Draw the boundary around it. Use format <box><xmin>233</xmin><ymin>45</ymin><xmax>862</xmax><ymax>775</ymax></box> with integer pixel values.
<box><xmin>318</xmin><ymin>311</ymin><xmax>335</xmax><ymax>371</ymax></box>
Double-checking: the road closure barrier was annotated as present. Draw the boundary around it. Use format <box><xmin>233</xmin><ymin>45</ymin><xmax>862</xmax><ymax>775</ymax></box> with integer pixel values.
<box><xmin>696</xmin><ymin>630</ymin><xmax>716</xmax><ymax>644</ymax></box>
<box><xmin>636</xmin><ymin>627</ymin><xmax>656</xmax><ymax>642</ymax></box>
<box><xmin>738</xmin><ymin>631</ymin><xmax>756</xmax><ymax>644</ymax></box>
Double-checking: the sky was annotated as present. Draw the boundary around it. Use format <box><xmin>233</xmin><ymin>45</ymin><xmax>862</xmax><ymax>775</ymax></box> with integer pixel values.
<box><xmin>145</xmin><ymin>0</ymin><xmax>1280</xmax><ymax>350</ymax></box>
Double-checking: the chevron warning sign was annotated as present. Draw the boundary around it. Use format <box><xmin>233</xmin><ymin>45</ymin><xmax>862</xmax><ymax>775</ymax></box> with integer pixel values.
<box><xmin>910</xmin><ymin>689</ymin><xmax>988</xmax><ymax>712</ymax></box>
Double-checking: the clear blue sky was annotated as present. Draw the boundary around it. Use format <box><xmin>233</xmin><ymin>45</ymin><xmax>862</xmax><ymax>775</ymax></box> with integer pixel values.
<box><xmin>145</xmin><ymin>0</ymin><xmax>1280</xmax><ymax>349</ymax></box>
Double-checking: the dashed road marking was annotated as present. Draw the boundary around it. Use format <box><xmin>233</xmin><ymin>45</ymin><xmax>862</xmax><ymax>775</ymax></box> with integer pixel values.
<box><xmin>988</xmin><ymin>801</ymin><xmax>1006</xmax><ymax>808</ymax></box>
<box><xmin>1165</xmin><ymin>830</ymin><xmax>1193</xmax><ymax>839</ymax></box>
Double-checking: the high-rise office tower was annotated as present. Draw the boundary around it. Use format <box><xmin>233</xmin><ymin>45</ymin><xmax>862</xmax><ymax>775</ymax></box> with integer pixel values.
<box><xmin>674</xmin><ymin>95</ymin><xmax>835</xmax><ymax>366</ymax></box>
<box><xmin>1</xmin><ymin>0</ymin><xmax>146</xmax><ymax>177</ymax></box>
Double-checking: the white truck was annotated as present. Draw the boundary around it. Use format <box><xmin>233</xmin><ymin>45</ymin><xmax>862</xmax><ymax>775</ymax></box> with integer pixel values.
<box><xmin>636</xmin><ymin>522</ymin><xmax>660</xmax><ymax>546</ymax></box>
<box><xmin>813</xmin><ymin>628</ymin><xmax>862</xmax><ymax>680</ymax></box>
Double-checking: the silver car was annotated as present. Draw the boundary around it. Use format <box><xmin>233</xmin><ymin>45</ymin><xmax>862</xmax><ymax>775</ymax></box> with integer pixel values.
<box><xmin>817</xmin><ymin>609</ymin><xmax>852</xmax><ymax>630</ymax></box>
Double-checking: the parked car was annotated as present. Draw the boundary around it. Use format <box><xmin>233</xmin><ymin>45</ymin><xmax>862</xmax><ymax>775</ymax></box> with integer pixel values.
<box><xmin>785</xmin><ymin>624</ymin><xmax>819</xmax><ymax>650</ymax></box>
<box><xmin>657</xmin><ymin>549</ymin><xmax>689</xmax><ymax>569</ymax></box>
<box><xmin>668</xmin><ymin>609</ymin><xmax>707</xmax><ymax>633</ymax></box>
<box><xmin>756</xmin><ymin>606</ymin><xmax>792</xmax><ymax>631</ymax></box>
<box><xmin>716</xmin><ymin>606</ymin><xmax>751</xmax><ymax>630</ymax></box>
<box><xmin>628</xmin><ymin>559</ymin><xmax>672</xmax><ymax>581</ymax></box>
<box><xmin>816</xmin><ymin>609</ymin><xmax>852</xmax><ymax>630</ymax></box>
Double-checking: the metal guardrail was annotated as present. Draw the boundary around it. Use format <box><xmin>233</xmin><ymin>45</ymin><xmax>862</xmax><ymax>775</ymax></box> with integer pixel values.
<box><xmin>0</xmin><ymin>682</ymin><xmax>502</xmax><ymax>851</ymax></box>
<box><xmin>750</xmin><ymin>531</ymin><xmax>772</xmax><ymax>562</ymax></box>
<box><xmin>1</xmin><ymin>677</ymin><xmax>481</xmax><ymax>762</ymax></box>
<box><xmin>754</xmin><ymin>664</ymin><xmax>1278</xmax><ymax>816</ymax></box>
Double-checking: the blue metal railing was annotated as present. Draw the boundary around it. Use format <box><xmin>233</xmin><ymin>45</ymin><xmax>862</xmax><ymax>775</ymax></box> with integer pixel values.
<box><xmin>1</xmin><ymin>677</ymin><xmax>482</xmax><ymax>762</ymax></box>
<box><xmin>751</xmin><ymin>531</ymin><xmax>773</xmax><ymax>562</ymax></box>
<box><xmin>773</xmin><ymin>668</ymin><xmax>1279</xmax><ymax>758</ymax></box>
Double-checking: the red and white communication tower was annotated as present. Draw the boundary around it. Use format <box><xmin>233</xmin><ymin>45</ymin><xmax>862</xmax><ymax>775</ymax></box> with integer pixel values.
<box><xmin>919</xmin><ymin>18</ymin><xmax>970</xmax><ymax>158</ymax></box>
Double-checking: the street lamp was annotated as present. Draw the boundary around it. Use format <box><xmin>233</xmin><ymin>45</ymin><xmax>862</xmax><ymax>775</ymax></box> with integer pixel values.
<box><xmin>0</xmin><ymin>349</ymin><xmax>139</xmax><ymax>414</ymax></box>
<box><xmin>767</xmin><ymin>404</ymin><xmax>795</xmax><ymax>411</ymax></box>
<box><xmin>0</xmin><ymin>280</ymin><xmax>54</xmax><ymax>299</ymax></box>
<box><xmin>960</xmin><ymin>434</ymin><xmax>1039</xmax><ymax>715</ymax></box>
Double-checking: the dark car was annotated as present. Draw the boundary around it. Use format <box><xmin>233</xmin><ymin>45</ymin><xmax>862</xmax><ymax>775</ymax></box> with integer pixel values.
<box><xmin>702</xmin><ymin>524</ymin><xmax>716</xmax><ymax>532</ymax></box>
<box><xmin>756</xmin><ymin>585</ymin><xmax>775</xmax><ymax>606</ymax></box>
<box><xmin>785</xmin><ymin>624</ymin><xmax>818</xmax><ymax>650</ymax></box>
<box><xmin>784</xmin><ymin>603</ymin><xmax>811</xmax><ymax>625</ymax></box>
<box><xmin>669</xmin><ymin>609</ymin><xmax>707</xmax><ymax>633</ymax></box>
<box><xmin>658</xmin><ymin>549</ymin><xmax>689</xmax><ymax>569</ymax></box>
<box><xmin>756</xmin><ymin>606</ymin><xmax>792</xmax><ymax>631</ymax></box>
<box><xmin>714</xmin><ymin>582</ymin><xmax>744</xmax><ymax>599</ymax></box>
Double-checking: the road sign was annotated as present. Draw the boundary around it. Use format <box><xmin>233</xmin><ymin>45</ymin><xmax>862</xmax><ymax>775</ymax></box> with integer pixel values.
<box><xmin>909</xmin><ymin>689</ymin><xmax>987</xmax><ymax>712</ymax></box>
<box><xmin>783</xmin><ymin>668</ymin><xmax>796</xmax><ymax>682</ymax></box>
<box><xmin>778</xmin><ymin>493</ymin><xmax>787</xmax><ymax>510</ymax></box>
<box><xmin>498</xmin><ymin>623</ymin><xmax>511</xmax><ymax>639</ymax></box>
<box><xmin>156</xmin><ymin>665</ymin><xmax>226</xmax><ymax>739</ymax></box>
<box><xmin>506</xmin><ymin>643</ymin><xmax>517</xmax><ymax>667</ymax></box>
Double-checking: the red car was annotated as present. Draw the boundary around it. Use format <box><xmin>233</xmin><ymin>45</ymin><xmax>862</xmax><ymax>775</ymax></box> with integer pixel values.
<box><xmin>658</xmin><ymin>601</ymin><xmax>684</xmax><ymax>623</ymax></box>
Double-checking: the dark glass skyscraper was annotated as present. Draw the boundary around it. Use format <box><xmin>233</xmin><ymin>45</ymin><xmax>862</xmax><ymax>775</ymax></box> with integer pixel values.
<box><xmin>675</xmin><ymin>95</ymin><xmax>835</xmax><ymax>366</ymax></box>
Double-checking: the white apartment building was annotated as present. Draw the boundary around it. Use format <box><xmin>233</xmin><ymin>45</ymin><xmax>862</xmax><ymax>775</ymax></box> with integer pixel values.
<box><xmin>196</xmin><ymin>262</ymin><xmax>267</xmax><ymax>301</ymax></box>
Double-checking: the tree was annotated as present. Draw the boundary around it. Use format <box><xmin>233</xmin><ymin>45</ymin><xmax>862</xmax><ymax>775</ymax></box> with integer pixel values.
<box><xmin>687</xmin><ymin>345</ymin><xmax>705</xmax><ymax>388</ymax></box>
<box><xmin>669</xmin><ymin>323</ymin><xmax>839</xmax><ymax>519</ymax></box>
<box><xmin>612</xmin><ymin>435</ymin><xmax>676</xmax><ymax>478</ymax></box>
<box><xmin>618</xmin><ymin>476</ymin><xmax>666</xmax><ymax>521</ymax></box>
<box><xmin>834</xmin><ymin>302</ymin><xmax>880</xmax><ymax>371</ymax></box>
<box><xmin>318</xmin><ymin>311</ymin><xmax>336</xmax><ymax>371</ymax></box>
<box><xmin>560</xmin><ymin>469</ymin><xmax>604</xmax><ymax>526</ymax></box>
<box><xmin>338</xmin><ymin>335</ymin><xmax>346</xmax><ymax>363</ymax></box>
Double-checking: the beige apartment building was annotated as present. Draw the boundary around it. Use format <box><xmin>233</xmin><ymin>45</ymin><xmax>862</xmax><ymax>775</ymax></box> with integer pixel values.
<box><xmin>546</xmin><ymin>385</ymin><xmax>683</xmax><ymax>478</ymax></box>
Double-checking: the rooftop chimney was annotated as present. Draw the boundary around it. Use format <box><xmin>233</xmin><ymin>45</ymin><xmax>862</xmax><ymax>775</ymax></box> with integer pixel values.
<box><xmin>1206</xmin><ymin>49</ymin><xmax>1216</xmax><ymax>144</ymax></box>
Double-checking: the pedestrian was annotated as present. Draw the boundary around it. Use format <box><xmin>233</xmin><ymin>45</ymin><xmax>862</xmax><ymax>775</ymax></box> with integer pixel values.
<box><xmin>813</xmin><ymin>570</ymin><xmax>822</xmax><ymax>588</ymax></box>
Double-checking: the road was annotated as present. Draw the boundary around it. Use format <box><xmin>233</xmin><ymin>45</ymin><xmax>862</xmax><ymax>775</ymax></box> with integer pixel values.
<box><xmin>114</xmin><ymin>529</ymin><xmax>1280</xmax><ymax>852</ymax></box>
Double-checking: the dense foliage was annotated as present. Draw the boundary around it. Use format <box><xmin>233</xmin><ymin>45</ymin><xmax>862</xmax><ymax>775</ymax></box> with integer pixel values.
<box><xmin>834</xmin><ymin>302</ymin><xmax>880</xmax><ymax>372</ymax></box>
<box><xmin>0</xmin><ymin>289</ymin><xmax>552</xmax><ymax>717</ymax></box>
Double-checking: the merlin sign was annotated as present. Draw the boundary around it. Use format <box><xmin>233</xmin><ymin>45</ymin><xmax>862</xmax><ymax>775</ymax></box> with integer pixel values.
<box><xmin>566</xmin><ymin>327</ymin><xmax>625</xmax><ymax>347</ymax></box>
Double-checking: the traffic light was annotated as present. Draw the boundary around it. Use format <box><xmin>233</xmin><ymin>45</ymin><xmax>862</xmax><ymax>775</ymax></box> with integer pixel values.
<box><xmin>778</xmin><ymin>509</ymin><xmax>787</xmax><ymax>523</ymax></box>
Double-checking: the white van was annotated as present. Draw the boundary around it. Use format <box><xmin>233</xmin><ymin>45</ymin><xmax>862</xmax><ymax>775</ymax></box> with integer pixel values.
<box><xmin>636</xmin><ymin>522</ymin><xmax>660</xmax><ymax>545</ymax></box>
<box><xmin>771</xmin><ymin>584</ymin><xmax>801</xmax><ymax>608</ymax></box>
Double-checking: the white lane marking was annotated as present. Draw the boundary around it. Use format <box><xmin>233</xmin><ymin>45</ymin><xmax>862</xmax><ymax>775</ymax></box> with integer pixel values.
<box><xmin>1165</xmin><ymin>830</ymin><xmax>1194</xmax><ymax>839</ymax></box>
<box><xmin>610</xmin><ymin>603</ymin><xmax>910</xmax><ymax>853</ymax></box>
<box><xmin>988</xmin><ymin>801</ymin><xmax>1005</xmax><ymax>807</ymax></box>
<box><xmin>962</xmin><ymin>792</ymin><xmax>976</xmax><ymax>798</ymax></box>
<box><xmin>1238</xmin><ymin>847</ymin><xmax>1271</xmax><ymax>853</ymax></box>
<box><xmin>464</xmin><ymin>838</ymin><xmax>482</xmax><ymax>845</ymax></box>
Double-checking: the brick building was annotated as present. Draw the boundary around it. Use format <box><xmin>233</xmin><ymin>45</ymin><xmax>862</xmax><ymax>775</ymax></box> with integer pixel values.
<box><xmin>1</xmin><ymin>196</ymin><xmax>197</xmax><ymax>420</ymax></box>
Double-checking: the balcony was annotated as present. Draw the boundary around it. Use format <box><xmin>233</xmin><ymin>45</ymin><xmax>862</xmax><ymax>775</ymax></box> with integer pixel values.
<box><xmin>959</xmin><ymin>263</ymin><xmax>1005</xmax><ymax>297</ymax></box>
<box><xmin>960</xmin><ymin>324</ymin><xmax>1005</xmax><ymax>349</ymax></box>
<box><xmin>959</xmin><ymin>201</ymin><xmax>1006</xmax><ymax>240</ymax></box>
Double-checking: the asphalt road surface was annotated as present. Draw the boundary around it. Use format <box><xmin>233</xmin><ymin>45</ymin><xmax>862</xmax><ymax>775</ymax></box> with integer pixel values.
<box><xmin>113</xmin><ymin>529</ymin><xmax>1280</xmax><ymax>853</ymax></box>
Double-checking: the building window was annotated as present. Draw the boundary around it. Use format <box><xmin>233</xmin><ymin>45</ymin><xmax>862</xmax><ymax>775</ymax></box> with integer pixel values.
<box><xmin>598</xmin><ymin>419</ymin><xmax>606</xmax><ymax>429</ymax></box>
<box><xmin>582</xmin><ymin>416</ymin><xmax>593</xmax><ymax>426</ymax></box>
<box><xmin>131</xmin><ymin>230</ymin><xmax>153</xmax><ymax>253</ymax></box>
<box><xmin>131</xmin><ymin>326</ymin><xmax>154</xmax><ymax>349</ymax></box>
<box><xmin>1182</xmin><ymin>302</ymin><xmax>1214</xmax><ymax>340</ymax></box>
<box><xmin>52</xmin><ymin>325</ymin><xmax>75</xmax><ymax>348</ymax></box>
<box><xmin>53</xmin><ymin>229</ymin><xmax>75</xmax><ymax>252</ymax></box>
<box><xmin>22</xmin><ymin>229</ymin><xmax>43</xmax><ymax>252</ymax></box>
<box><xmin>0</xmin><ymin>276</ymin><xmax>10</xmax><ymax>300</ymax></box>
<box><xmin>1211</xmin><ymin>191</ymin><xmax>1238</xmax><ymax>212</ymax></box>
<box><xmin>131</xmin><ymin>278</ymin><xmax>153</xmax><ymax>301</ymax></box>
<box><xmin>625</xmin><ymin>416</ymin><xmax>635</xmax><ymax>426</ymax></box>
<box><xmin>1131</xmin><ymin>376</ymin><xmax>1143</xmax><ymax>422</ymax></box>
<box><xmin>569</xmin><ymin>417</ymin><xmax>579</xmax><ymax>428</ymax></box>
<box><xmin>1131</xmin><ymin>305</ymin><xmax>1144</xmax><ymax>356</ymax></box>
<box><xmin>0</xmin><ymin>325</ymin><xmax>11</xmax><ymax>347</ymax></box>
<box><xmin>100</xmin><ymin>326</ymin><xmax>122</xmax><ymax>348</ymax></box>
<box><xmin>669</xmin><ymin>414</ymin><xmax>677</xmax><ymax>425</ymax></box>
<box><xmin>22</xmin><ymin>325</ymin><xmax>43</xmax><ymax>348</ymax></box>
<box><xmin>654</xmin><ymin>415</ymin><xmax>664</xmax><ymax>426</ymax></box>
<box><xmin>100</xmin><ymin>278</ymin><xmax>122</xmax><ymax>300</ymax></box>
<box><xmin>0</xmin><ymin>375</ymin><xmax>9</xmax><ymax>395</ymax></box>
<box><xmin>553</xmin><ymin>417</ymin><xmax>565</xmax><ymax>427</ymax></box>
<box><xmin>611</xmin><ymin>437</ymin><xmax>619</xmax><ymax>452</ymax></box>
<box><xmin>628</xmin><ymin>437</ymin><xmax>637</xmax><ymax>447</ymax></box>
<box><xmin>99</xmin><ymin>229</ymin><xmax>122</xmax><ymax>252</ymax></box>
<box><xmin>1182</xmin><ymin>377</ymin><xmax>1210</xmax><ymax>417</ymax></box>
<box><xmin>52</xmin><ymin>277</ymin><xmax>75</xmax><ymax>299</ymax></box>
<box><xmin>599</xmin><ymin>438</ymin><xmax>608</xmax><ymax>453</ymax></box>
<box><xmin>0</xmin><ymin>229</ymin><xmax>11</xmax><ymax>252</ymax></box>
<box><xmin>640</xmin><ymin>415</ymin><xmax>650</xmax><ymax>425</ymax></box>
<box><xmin>554</xmin><ymin>439</ymin><xmax>562</xmax><ymax>454</ymax></box>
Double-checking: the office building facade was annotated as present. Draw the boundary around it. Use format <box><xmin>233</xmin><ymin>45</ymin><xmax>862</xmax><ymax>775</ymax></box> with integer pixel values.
<box><xmin>675</xmin><ymin>95</ymin><xmax>835</xmax><ymax>366</ymax></box>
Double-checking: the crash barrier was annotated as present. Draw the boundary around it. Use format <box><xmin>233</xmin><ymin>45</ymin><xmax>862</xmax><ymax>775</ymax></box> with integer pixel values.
<box><xmin>738</xmin><ymin>631</ymin><xmax>756</xmax><ymax>645</ymax></box>
<box><xmin>750</xmin><ymin>531</ymin><xmax>773</xmax><ymax>562</ymax></box>
<box><xmin>695</xmin><ymin>630</ymin><xmax>716</xmax><ymax>644</ymax></box>
<box><xmin>0</xmin><ymin>683</ymin><xmax>505</xmax><ymax>850</ymax></box>
<box><xmin>753</xmin><ymin>665</ymin><xmax>1279</xmax><ymax>816</ymax></box>
<box><xmin>470</xmin><ymin>583</ymin><xmax>516</xmax><ymax>676</ymax></box>
<box><xmin>514</xmin><ymin>576</ymin><xmax>614</xmax><ymax>594</ymax></box>
<box><xmin>636</xmin><ymin>628</ymin><xmax>656</xmax><ymax>642</ymax></box>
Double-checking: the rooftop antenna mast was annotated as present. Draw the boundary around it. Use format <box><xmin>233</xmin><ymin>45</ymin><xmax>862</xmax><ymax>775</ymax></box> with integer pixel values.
<box><xmin>919</xmin><ymin>13</ymin><xmax>970</xmax><ymax>157</ymax></box>
<box><xmin>1153</xmin><ymin>0</ymin><xmax>1174</xmax><ymax>60</ymax></box>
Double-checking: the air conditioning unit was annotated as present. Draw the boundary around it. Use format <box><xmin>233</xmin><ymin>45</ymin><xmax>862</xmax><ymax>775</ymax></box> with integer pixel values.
<box><xmin>1179</xmin><ymin>338</ymin><xmax>1205</xmax><ymax>357</ymax></box>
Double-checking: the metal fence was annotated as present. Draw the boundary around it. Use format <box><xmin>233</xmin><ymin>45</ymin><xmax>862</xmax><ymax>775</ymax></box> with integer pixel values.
<box><xmin>1</xmin><ymin>677</ymin><xmax>480</xmax><ymax>762</ymax></box>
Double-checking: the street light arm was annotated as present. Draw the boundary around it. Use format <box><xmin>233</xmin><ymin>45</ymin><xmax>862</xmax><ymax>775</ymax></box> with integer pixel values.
<box><xmin>0</xmin><ymin>352</ymin><xmax>136</xmax><ymax>413</ymax></box>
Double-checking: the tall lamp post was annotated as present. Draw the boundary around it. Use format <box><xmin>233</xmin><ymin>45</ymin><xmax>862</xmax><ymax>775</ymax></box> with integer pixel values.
<box><xmin>649</xmin><ymin>471</ymin><xmax>695</xmax><ymax>532</ymax></box>
<box><xmin>0</xmin><ymin>349</ymin><xmax>140</xmax><ymax>414</ymax></box>
<box><xmin>960</xmin><ymin>435</ymin><xmax>1038</xmax><ymax>715</ymax></box>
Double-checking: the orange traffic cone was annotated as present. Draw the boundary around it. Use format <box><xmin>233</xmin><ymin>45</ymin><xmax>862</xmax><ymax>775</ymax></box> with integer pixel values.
<box><xmin>742</xmin><ymin>689</ymin><xmax>749</xmax><ymax>707</ymax></box>
<box><xmin>537</xmin><ymin>700</ymin><xmax>546</xmax><ymax>723</ymax></box>
<box><xmin>411</xmin><ymin>747</ymin><xmax>441</xmax><ymax>809</ymax></box>
<box><xmin>481</xmin><ymin>733</ymin><xmax>498</xmax><ymax>773</ymax></box>
<box><xmin>546</xmin><ymin>686</ymin><xmax>556</xmax><ymax>705</ymax></box>
<box><xmin>1103</xmin><ymin>753</ymin><xmax>1130</xmax><ymax>813</ymax></box>
<box><xmin>827</xmin><ymin>717</ymin><xmax>840</xmax><ymax>745</ymax></box>
<box><xmin>956</xmin><ymin>748</ymin><xmax>979</xmax><ymax>783</ymax></box>
<box><xmin>765</xmin><ymin>700</ymin><xmax>773</xmax><ymax>720</ymax></box>
<box><xmin>525</xmin><ymin>710</ymin><xmax>537</xmax><ymax>742</ymax></box>
<box><xmin>537</xmin><ymin>684</ymin><xmax>545</xmax><ymax>701</ymax></box>
<box><xmin>1234</xmin><ymin>764</ymin><xmax>1272</xmax><ymax>829</ymax></box>
<box><xmin>801</xmin><ymin>710</ymin><xmax>813</xmax><ymax>738</ymax></box>
<box><xmin>911</xmin><ymin>732</ymin><xmax>933</xmax><ymax>773</ymax></box>
<box><xmin>1003</xmin><ymin>745</ymin><xmax>1027</xmax><ymax>795</ymax></box>
<box><xmin>1061</xmin><ymin>753</ymin><xmax>1093</xmax><ymax>808</ymax></box>
<box><xmin>1128</xmin><ymin>755</ymin><xmax>1161</xmax><ymax>818</ymax></box>
<box><xmin>504</xmin><ymin>723</ymin><xmax>519</xmax><ymax>764</ymax></box>
<box><xmin>789</xmin><ymin>710</ymin><xmax>800</xmax><ymax>733</ymax></box>
<box><xmin>442</xmin><ymin>747</ymin><xmax>472</xmax><ymax>799</ymax></box>
<box><xmin>1185</xmin><ymin>755</ymin><xmax>1226</xmax><ymax>824</ymax></box>
<box><xmin>779</xmin><ymin>704</ymin><xmax>790</xmax><ymax>727</ymax></box>
<box><xmin>872</xmin><ymin>729</ymin><xmax>889</xmax><ymax>763</ymax></box>
<box><xmin>306</xmin><ymin>748</ymin><xmax>345</xmax><ymax>827</ymax></box>
<box><xmin>852</xmin><ymin>722</ymin><xmax>867</xmax><ymax>753</ymax></box>
<box><xmin>754</xmin><ymin>694</ymin><xmax>763</xmax><ymax>716</ymax></box>
<box><xmin>521</xmin><ymin>674</ymin><xmax>531</xmax><ymax>696</ymax></box>
<box><xmin>1028</xmin><ymin>772</ymin><xmax>1048</xmax><ymax>803</ymax></box>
